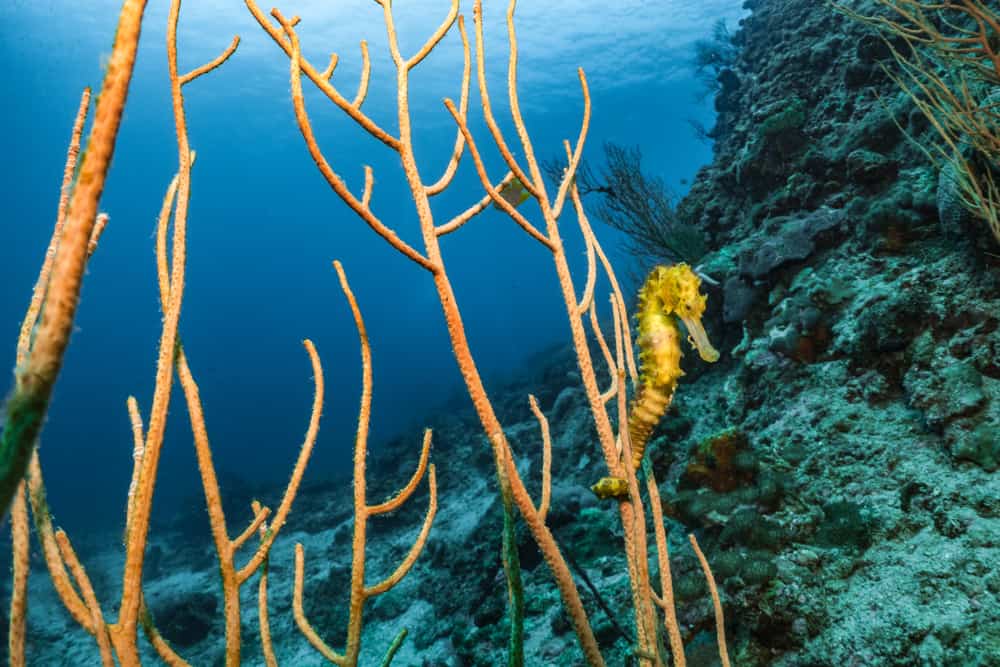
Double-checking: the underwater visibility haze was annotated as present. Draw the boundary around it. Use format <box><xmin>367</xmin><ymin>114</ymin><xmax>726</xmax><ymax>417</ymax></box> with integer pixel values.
<box><xmin>2</xmin><ymin>0</ymin><xmax>737</xmax><ymax>531</ymax></box>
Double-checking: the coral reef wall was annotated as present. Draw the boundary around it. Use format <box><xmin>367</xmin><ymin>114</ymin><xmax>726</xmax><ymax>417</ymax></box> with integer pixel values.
<box><xmin>668</xmin><ymin>0</ymin><xmax>1000</xmax><ymax>663</ymax></box>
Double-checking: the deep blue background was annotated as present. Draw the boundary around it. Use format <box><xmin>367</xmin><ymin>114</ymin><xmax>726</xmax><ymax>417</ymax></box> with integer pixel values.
<box><xmin>1</xmin><ymin>0</ymin><xmax>745</xmax><ymax>534</ymax></box>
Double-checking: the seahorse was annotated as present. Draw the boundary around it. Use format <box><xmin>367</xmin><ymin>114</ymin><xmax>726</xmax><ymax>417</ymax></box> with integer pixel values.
<box><xmin>591</xmin><ymin>263</ymin><xmax>720</xmax><ymax>500</ymax></box>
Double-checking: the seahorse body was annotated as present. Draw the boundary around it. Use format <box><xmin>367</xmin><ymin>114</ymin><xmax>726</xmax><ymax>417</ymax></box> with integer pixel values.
<box><xmin>592</xmin><ymin>263</ymin><xmax>719</xmax><ymax>500</ymax></box>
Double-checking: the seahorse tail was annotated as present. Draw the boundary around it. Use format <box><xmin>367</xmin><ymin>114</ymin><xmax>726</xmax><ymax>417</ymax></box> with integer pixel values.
<box><xmin>627</xmin><ymin>382</ymin><xmax>675</xmax><ymax>470</ymax></box>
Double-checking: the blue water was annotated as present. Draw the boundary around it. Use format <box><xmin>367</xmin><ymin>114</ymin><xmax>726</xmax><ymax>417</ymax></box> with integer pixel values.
<box><xmin>1</xmin><ymin>0</ymin><xmax>745</xmax><ymax>534</ymax></box>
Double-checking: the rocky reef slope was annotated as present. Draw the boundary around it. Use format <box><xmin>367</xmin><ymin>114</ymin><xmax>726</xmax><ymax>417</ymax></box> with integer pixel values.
<box><xmin>669</xmin><ymin>0</ymin><xmax>1000</xmax><ymax>663</ymax></box>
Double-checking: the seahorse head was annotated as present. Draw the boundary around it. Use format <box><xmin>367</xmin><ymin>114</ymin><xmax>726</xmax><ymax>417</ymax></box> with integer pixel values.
<box><xmin>638</xmin><ymin>263</ymin><xmax>719</xmax><ymax>365</ymax></box>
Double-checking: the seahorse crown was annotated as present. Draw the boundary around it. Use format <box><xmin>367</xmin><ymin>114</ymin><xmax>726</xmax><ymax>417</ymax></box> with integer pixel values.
<box><xmin>635</xmin><ymin>263</ymin><xmax>718</xmax><ymax>389</ymax></box>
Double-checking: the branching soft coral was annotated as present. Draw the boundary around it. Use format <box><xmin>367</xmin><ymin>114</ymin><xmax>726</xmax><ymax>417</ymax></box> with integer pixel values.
<box><xmin>834</xmin><ymin>0</ymin><xmax>1000</xmax><ymax>243</ymax></box>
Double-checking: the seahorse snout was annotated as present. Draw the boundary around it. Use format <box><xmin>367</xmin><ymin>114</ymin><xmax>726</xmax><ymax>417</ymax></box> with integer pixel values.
<box><xmin>680</xmin><ymin>314</ymin><xmax>720</xmax><ymax>363</ymax></box>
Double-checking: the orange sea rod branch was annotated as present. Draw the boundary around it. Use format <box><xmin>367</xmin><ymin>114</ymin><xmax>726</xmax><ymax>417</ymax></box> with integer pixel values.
<box><xmin>8</xmin><ymin>84</ymin><xmax>94</xmax><ymax>667</ymax></box>
<box><xmin>110</xmin><ymin>1</ymin><xmax>238</xmax><ymax>658</ymax></box>
<box><xmin>248</xmin><ymin>1</ymin><xmax>605</xmax><ymax>662</ymax></box>
<box><xmin>12</xmin><ymin>0</ymin><xmax>239</xmax><ymax>662</ymax></box>
<box><xmin>251</xmin><ymin>1</ymin><xmax>728</xmax><ymax>665</ymax></box>
<box><xmin>0</xmin><ymin>0</ymin><xmax>147</xmax><ymax>518</ymax></box>
<box><xmin>291</xmin><ymin>262</ymin><xmax>437</xmax><ymax>667</ymax></box>
<box><xmin>12</xmin><ymin>0</ymin><xmax>237</xmax><ymax>666</ymax></box>
<box><xmin>152</xmin><ymin>124</ymin><xmax>322</xmax><ymax>665</ymax></box>
<box><xmin>8</xmin><ymin>6</ymin><xmax>149</xmax><ymax>659</ymax></box>
<box><xmin>690</xmin><ymin>534</ymin><xmax>731</xmax><ymax>667</ymax></box>
<box><xmin>446</xmin><ymin>0</ymin><xmax>673</xmax><ymax>660</ymax></box>
<box><xmin>14</xmin><ymin>88</ymin><xmax>92</xmax><ymax>371</ymax></box>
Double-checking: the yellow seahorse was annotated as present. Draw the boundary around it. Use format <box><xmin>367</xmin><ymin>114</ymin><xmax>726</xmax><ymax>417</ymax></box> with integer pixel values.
<box><xmin>592</xmin><ymin>263</ymin><xmax>720</xmax><ymax>500</ymax></box>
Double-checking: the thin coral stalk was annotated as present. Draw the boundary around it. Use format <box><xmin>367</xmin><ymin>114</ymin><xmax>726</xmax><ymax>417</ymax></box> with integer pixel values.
<box><xmin>498</xmin><ymin>435</ymin><xmax>603</xmax><ymax>665</ymax></box>
<box><xmin>173</xmin><ymin>329</ymin><xmax>322</xmax><ymax>665</ymax></box>
<box><xmin>435</xmin><ymin>171</ymin><xmax>515</xmax><ymax>236</ymax></box>
<box><xmin>527</xmin><ymin>395</ymin><xmax>553</xmax><ymax>522</ymax></box>
<box><xmin>54</xmin><ymin>531</ymin><xmax>115</xmax><ymax>666</ymax></box>
<box><xmin>138</xmin><ymin>592</ymin><xmax>192</xmax><ymax>666</ymax></box>
<box><xmin>340</xmin><ymin>260</ymin><xmax>436</xmax><ymax>663</ymax></box>
<box><xmin>87</xmin><ymin>214</ymin><xmax>109</xmax><ymax>258</ymax></box>
<box><xmin>252</xmin><ymin>501</ymin><xmax>279</xmax><ymax>667</ymax></box>
<box><xmin>245</xmin><ymin>0</ymin><xmax>400</xmax><ymax>149</ymax></box>
<box><xmin>25</xmin><ymin>454</ymin><xmax>93</xmax><ymax>631</ymax></box>
<box><xmin>380</xmin><ymin>629</ymin><xmax>408</xmax><ymax>667</ymax></box>
<box><xmin>589</xmin><ymin>300</ymin><xmax>619</xmax><ymax>405</ymax></box>
<box><xmin>227</xmin><ymin>342</ymin><xmax>325</xmax><ymax>575</ymax></box>
<box><xmin>112</xmin><ymin>4</ymin><xmax>238</xmax><ymax>656</ymax></box>
<box><xmin>15</xmin><ymin>140</ymin><xmax>122</xmax><ymax>652</ymax></box>
<box><xmin>612</xmin><ymin>304</ymin><xmax>660</xmax><ymax>665</ymax></box>
<box><xmin>290</xmin><ymin>262</ymin><xmax>436</xmax><ymax>667</ymax></box>
<box><xmin>174</xmin><ymin>346</ymin><xmax>246</xmax><ymax>660</ymax></box>
<box><xmin>7</xmin><ymin>485</ymin><xmax>29</xmax><ymax>667</ymax></box>
<box><xmin>442</xmin><ymin>98</ymin><xmax>554</xmax><ymax>247</ymax></box>
<box><xmin>15</xmin><ymin>87</ymin><xmax>91</xmax><ymax>369</ymax></box>
<box><xmin>124</xmin><ymin>396</ymin><xmax>145</xmax><ymax>537</ymax></box>
<box><xmin>495</xmin><ymin>455</ymin><xmax>525</xmax><ymax>667</ymax></box>
<box><xmin>466</xmin><ymin>2</ymin><xmax>536</xmax><ymax>195</ymax></box>
<box><xmin>644</xmin><ymin>460</ymin><xmax>685</xmax><ymax>667</ymax></box>
<box><xmin>273</xmin><ymin>10</ymin><xmax>434</xmax><ymax>271</ymax></box>
<box><xmin>7</xmin><ymin>84</ymin><xmax>91</xmax><ymax>659</ymax></box>
<box><xmin>690</xmin><ymin>535</ymin><xmax>731</xmax><ymax>667</ymax></box>
<box><xmin>425</xmin><ymin>15</ymin><xmax>472</xmax><ymax>197</ymax></box>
